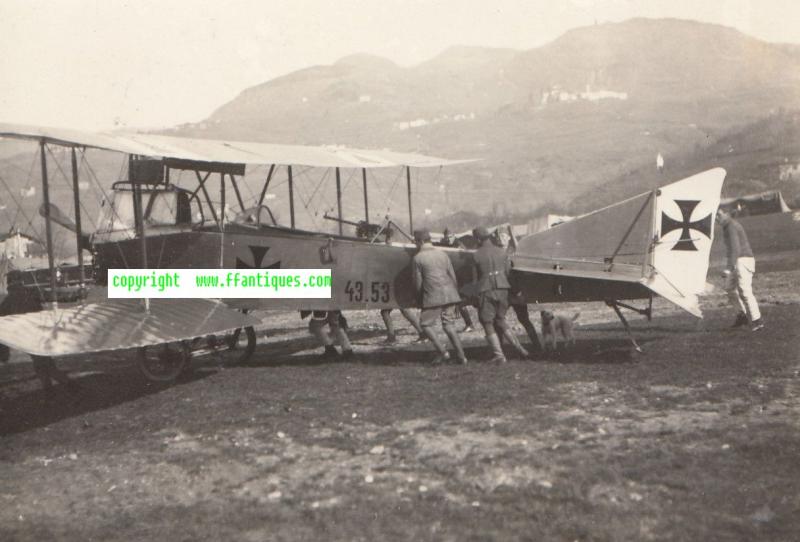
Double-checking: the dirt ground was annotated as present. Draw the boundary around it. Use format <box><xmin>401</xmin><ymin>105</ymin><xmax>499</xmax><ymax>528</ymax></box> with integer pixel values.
<box><xmin>1</xmin><ymin>270</ymin><xmax>799</xmax><ymax>541</ymax></box>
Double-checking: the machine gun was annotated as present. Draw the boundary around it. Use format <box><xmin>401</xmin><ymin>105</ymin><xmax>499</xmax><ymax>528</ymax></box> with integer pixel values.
<box><xmin>322</xmin><ymin>212</ymin><xmax>413</xmax><ymax>243</ymax></box>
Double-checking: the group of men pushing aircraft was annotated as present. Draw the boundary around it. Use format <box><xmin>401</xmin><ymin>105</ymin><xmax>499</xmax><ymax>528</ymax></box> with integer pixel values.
<box><xmin>0</xmin><ymin>126</ymin><xmax>761</xmax><ymax>403</ymax></box>
<box><xmin>307</xmin><ymin>224</ymin><xmax>542</xmax><ymax>366</ymax></box>
<box><xmin>303</xmin><ymin>204</ymin><xmax>768</xmax><ymax>366</ymax></box>
<box><xmin>18</xmin><ymin>222</ymin><xmax>543</xmax><ymax>399</ymax></box>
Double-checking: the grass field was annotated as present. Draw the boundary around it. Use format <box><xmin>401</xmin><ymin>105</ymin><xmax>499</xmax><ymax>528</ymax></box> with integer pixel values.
<box><xmin>1</xmin><ymin>270</ymin><xmax>799</xmax><ymax>541</ymax></box>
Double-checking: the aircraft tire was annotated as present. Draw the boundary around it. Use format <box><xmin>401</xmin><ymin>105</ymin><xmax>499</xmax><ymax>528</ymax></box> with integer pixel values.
<box><xmin>137</xmin><ymin>342</ymin><xmax>191</xmax><ymax>383</ymax></box>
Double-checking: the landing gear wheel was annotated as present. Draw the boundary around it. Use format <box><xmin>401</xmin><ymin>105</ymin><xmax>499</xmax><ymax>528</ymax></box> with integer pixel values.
<box><xmin>221</xmin><ymin>326</ymin><xmax>257</xmax><ymax>365</ymax></box>
<box><xmin>137</xmin><ymin>342</ymin><xmax>191</xmax><ymax>382</ymax></box>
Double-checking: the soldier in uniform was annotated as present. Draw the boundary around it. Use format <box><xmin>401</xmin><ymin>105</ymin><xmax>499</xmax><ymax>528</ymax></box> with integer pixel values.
<box><xmin>471</xmin><ymin>226</ymin><xmax>529</xmax><ymax>363</ymax></box>
<box><xmin>412</xmin><ymin>229</ymin><xmax>468</xmax><ymax>365</ymax></box>
<box><xmin>380</xmin><ymin>225</ymin><xmax>426</xmax><ymax>343</ymax></box>
<box><xmin>302</xmin><ymin>310</ymin><xmax>354</xmax><ymax>359</ymax></box>
<box><xmin>436</xmin><ymin>229</ymin><xmax>477</xmax><ymax>332</ymax></box>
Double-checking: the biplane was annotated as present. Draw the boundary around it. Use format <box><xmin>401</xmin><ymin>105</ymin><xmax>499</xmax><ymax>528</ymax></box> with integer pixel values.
<box><xmin>0</xmin><ymin>122</ymin><xmax>725</xmax><ymax>380</ymax></box>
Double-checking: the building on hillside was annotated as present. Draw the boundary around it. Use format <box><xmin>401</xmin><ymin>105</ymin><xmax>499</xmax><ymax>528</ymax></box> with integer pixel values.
<box><xmin>528</xmin><ymin>214</ymin><xmax>576</xmax><ymax>235</ymax></box>
<box><xmin>778</xmin><ymin>162</ymin><xmax>800</xmax><ymax>182</ymax></box>
<box><xmin>0</xmin><ymin>229</ymin><xmax>45</xmax><ymax>260</ymax></box>
<box><xmin>719</xmin><ymin>190</ymin><xmax>791</xmax><ymax>217</ymax></box>
<box><xmin>755</xmin><ymin>158</ymin><xmax>800</xmax><ymax>183</ymax></box>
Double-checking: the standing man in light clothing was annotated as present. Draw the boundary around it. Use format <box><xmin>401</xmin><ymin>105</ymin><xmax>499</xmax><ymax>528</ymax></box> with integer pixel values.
<box><xmin>716</xmin><ymin>208</ymin><xmax>763</xmax><ymax>331</ymax></box>
<box><xmin>412</xmin><ymin>229</ymin><xmax>468</xmax><ymax>365</ymax></box>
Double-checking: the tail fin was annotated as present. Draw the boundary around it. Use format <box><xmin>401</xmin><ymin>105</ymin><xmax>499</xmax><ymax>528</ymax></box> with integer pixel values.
<box><xmin>645</xmin><ymin>168</ymin><xmax>726</xmax><ymax>316</ymax></box>
<box><xmin>513</xmin><ymin>169</ymin><xmax>725</xmax><ymax>318</ymax></box>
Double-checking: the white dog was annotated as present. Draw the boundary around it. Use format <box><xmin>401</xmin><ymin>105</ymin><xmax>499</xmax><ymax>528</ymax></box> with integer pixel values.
<box><xmin>540</xmin><ymin>310</ymin><xmax>580</xmax><ymax>350</ymax></box>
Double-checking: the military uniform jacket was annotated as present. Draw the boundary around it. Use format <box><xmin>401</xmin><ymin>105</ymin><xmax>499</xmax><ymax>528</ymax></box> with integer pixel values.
<box><xmin>473</xmin><ymin>243</ymin><xmax>512</xmax><ymax>293</ymax></box>
<box><xmin>412</xmin><ymin>245</ymin><xmax>462</xmax><ymax>308</ymax></box>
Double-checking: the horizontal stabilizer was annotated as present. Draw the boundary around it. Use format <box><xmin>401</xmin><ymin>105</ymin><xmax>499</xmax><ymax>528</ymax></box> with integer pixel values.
<box><xmin>0</xmin><ymin>299</ymin><xmax>260</xmax><ymax>357</ymax></box>
<box><xmin>645</xmin><ymin>275</ymin><xmax>702</xmax><ymax>317</ymax></box>
<box><xmin>512</xmin><ymin>168</ymin><xmax>725</xmax><ymax>316</ymax></box>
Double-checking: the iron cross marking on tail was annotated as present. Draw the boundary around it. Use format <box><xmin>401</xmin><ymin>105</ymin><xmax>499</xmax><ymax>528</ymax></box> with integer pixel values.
<box><xmin>660</xmin><ymin>200</ymin><xmax>712</xmax><ymax>251</ymax></box>
<box><xmin>236</xmin><ymin>245</ymin><xmax>282</xmax><ymax>269</ymax></box>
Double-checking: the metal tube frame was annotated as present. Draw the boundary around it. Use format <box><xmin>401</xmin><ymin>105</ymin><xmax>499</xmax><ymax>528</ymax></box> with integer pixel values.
<box><xmin>39</xmin><ymin>140</ymin><xmax>58</xmax><ymax>308</ymax></box>
<box><xmin>362</xmin><ymin>168</ymin><xmax>369</xmax><ymax>223</ymax></box>
<box><xmin>288</xmin><ymin>165</ymin><xmax>295</xmax><ymax>229</ymax></box>
<box><xmin>335</xmin><ymin>167</ymin><xmax>343</xmax><ymax>236</ymax></box>
<box><xmin>70</xmin><ymin>147</ymin><xmax>85</xmax><ymax>289</ymax></box>
<box><xmin>406</xmin><ymin>166</ymin><xmax>413</xmax><ymax>233</ymax></box>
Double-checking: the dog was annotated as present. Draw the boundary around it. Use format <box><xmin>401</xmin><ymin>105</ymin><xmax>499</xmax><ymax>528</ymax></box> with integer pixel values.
<box><xmin>540</xmin><ymin>310</ymin><xmax>580</xmax><ymax>350</ymax></box>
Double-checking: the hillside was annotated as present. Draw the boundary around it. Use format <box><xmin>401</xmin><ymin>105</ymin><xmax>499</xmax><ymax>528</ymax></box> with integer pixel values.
<box><xmin>564</xmin><ymin>110</ymin><xmax>800</xmax><ymax>216</ymax></box>
<box><xmin>2</xmin><ymin>17</ymin><xmax>800</xmax><ymax>240</ymax></box>
<box><xmin>171</xmin><ymin>17</ymin><xmax>800</xmax><ymax>225</ymax></box>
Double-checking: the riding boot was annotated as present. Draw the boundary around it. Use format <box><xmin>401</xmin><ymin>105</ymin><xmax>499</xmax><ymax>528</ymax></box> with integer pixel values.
<box><xmin>503</xmin><ymin>329</ymin><xmax>529</xmax><ymax>359</ymax></box>
<box><xmin>381</xmin><ymin>309</ymin><xmax>397</xmax><ymax>342</ymax></box>
<box><xmin>443</xmin><ymin>324</ymin><xmax>468</xmax><ymax>364</ymax></box>
<box><xmin>525</xmin><ymin>325</ymin><xmax>543</xmax><ymax>353</ymax></box>
<box><xmin>334</xmin><ymin>328</ymin><xmax>354</xmax><ymax>357</ymax></box>
<box><xmin>493</xmin><ymin>322</ymin><xmax>504</xmax><ymax>345</ymax></box>
<box><xmin>400</xmin><ymin>308</ymin><xmax>423</xmax><ymax>335</ymax></box>
<box><xmin>460</xmin><ymin>306</ymin><xmax>475</xmax><ymax>332</ymax></box>
<box><xmin>485</xmin><ymin>333</ymin><xmax>507</xmax><ymax>364</ymax></box>
<box><xmin>422</xmin><ymin>326</ymin><xmax>448</xmax><ymax>364</ymax></box>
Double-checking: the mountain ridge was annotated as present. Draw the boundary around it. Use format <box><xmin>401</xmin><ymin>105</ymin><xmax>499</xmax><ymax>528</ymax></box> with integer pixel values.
<box><xmin>3</xmin><ymin>17</ymin><xmax>800</xmax><ymax>239</ymax></box>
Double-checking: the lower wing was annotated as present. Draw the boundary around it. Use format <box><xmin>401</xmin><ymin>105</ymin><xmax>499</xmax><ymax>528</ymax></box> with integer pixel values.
<box><xmin>0</xmin><ymin>299</ymin><xmax>260</xmax><ymax>357</ymax></box>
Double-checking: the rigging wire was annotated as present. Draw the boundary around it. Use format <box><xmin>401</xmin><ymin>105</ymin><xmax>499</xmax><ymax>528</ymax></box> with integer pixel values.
<box><xmin>10</xmin><ymin>147</ymin><xmax>40</xmax><ymax>228</ymax></box>
<box><xmin>368</xmin><ymin>166</ymin><xmax>404</xmax><ymax>217</ymax></box>
<box><xmin>81</xmin><ymin>151</ymin><xmax>132</xmax><ymax>269</ymax></box>
<box><xmin>0</xmin><ymin>172</ymin><xmax>44</xmax><ymax>244</ymax></box>
<box><xmin>292</xmin><ymin>167</ymin><xmax>323</xmax><ymax>229</ymax></box>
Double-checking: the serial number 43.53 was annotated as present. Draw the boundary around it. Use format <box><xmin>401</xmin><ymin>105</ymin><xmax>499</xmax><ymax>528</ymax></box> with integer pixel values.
<box><xmin>344</xmin><ymin>280</ymin><xmax>391</xmax><ymax>303</ymax></box>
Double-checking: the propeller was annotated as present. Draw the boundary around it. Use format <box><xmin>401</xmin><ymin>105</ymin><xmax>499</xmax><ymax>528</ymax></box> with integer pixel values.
<box><xmin>39</xmin><ymin>203</ymin><xmax>76</xmax><ymax>232</ymax></box>
<box><xmin>38</xmin><ymin>203</ymin><xmax>91</xmax><ymax>249</ymax></box>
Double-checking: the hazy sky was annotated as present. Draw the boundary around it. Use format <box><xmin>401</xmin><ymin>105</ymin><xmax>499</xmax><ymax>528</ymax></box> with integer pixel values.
<box><xmin>1</xmin><ymin>0</ymin><xmax>799</xmax><ymax>130</ymax></box>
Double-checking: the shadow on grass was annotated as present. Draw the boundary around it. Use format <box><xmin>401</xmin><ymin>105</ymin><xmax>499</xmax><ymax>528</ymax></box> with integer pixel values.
<box><xmin>0</xmin><ymin>358</ymin><xmax>214</xmax><ymax>436</ymax></box>
<box><xmin>235</xmin><ymin>333</ymin><xmax>655</xmax><ymax>369</ymax></box>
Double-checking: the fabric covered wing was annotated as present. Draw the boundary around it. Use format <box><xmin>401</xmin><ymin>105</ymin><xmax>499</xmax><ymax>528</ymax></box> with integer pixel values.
<box><xmin>0</xmin><ymin>299</ymin><xmax>260</xmax><ymax>357</ymax></box>
<box><xmin>0</xmin><ymin>122</ymin><xmax>475</xmax><ymax>169</ymax></box>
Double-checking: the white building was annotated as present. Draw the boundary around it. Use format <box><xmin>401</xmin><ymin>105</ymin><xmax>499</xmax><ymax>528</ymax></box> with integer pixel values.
<box><xmin>0</xmin><ymin>229</ymin><xmax>44</xmax><ymax>259</ymax></box>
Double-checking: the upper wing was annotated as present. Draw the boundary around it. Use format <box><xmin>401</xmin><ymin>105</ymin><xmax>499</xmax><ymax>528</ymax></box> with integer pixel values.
<box><xmin>513</xmin><ymin>169</ymin><xmax>726</xmax><ymax>317</ymax></box>
<box><xmin>0</xmin><ymin>299</ymin><xmax>260</xmax><ymax>357</ymax></box>
<box><xmin>0</xmin><ymin>122</ymin><xmax>475</xmax><ymax>169</ymax></box>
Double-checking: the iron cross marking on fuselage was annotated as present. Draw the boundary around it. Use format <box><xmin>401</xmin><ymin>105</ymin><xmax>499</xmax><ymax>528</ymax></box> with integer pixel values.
<box><xmin>660</xmin><ymin>200</ymin><xmax>712</xmax><ymax>251</ymax></box>
<box><xmin>236</xmin><ymin>245</ymin><xmax>282</xmax><ymax>269</ymax></box>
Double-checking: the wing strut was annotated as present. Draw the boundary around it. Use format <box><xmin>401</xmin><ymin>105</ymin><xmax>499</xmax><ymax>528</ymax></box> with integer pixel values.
<box><xmin>288</xmin><ymin>165</ymin><xmax>296</xmax><ymax>229</ymax></box>
<box><xmin>39</xmin><ymin>140</ymin><xmax>58</xmax><ymax>309</ymax></box>
<box><xmin>406</xmin><ymin>166</ymin><xmax>413</xmax><ymax>232</ymax></box>
<box><xmin>335</xmin><ymin>167</ymin><xmax>343</xmax><ymax>235</ymax></box>
<box><xmin>229</xmin><ymin>173</ymin><xmax>245</xmax><ymax>212</ymax></box>
<box><xmin>193</xmin><ymin>170</ymin><xmax>218</xmax><ymax>224</ymax></box>
<box><xmin>257</xmin><ymin>164</ymin><xmax>276</xmax><ymax>207</ymax></box>
<box><xmin>130</xmin><ymin>157</ymin><xmax>150</xmax><ymax>311</ymax></box>
<box><xmin>70</xmin><ymin>148</ymin><xmax>86</xmax><ymax>290</ymax></box>
<box><xmin>362</xmin><ymin>168</ymin><xmax>369</xmax><ymax>224</ymax></box>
